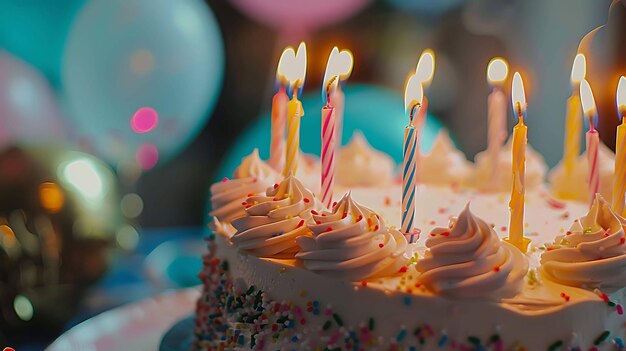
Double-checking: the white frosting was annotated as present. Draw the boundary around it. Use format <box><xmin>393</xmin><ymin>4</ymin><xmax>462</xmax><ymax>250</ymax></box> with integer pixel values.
<box><xmin>541</xmin><ymin>195</ymin><xmax>626</xmax><ymax>289</ymax></box>
<box><xmin>336</xmin><ymin>131</ymin><xmax>395</xmax><ymax>187</ymax></box>
<box><xmin>296</xmin><ymin>193</ymin><xmax>408</xmax><ymax>281</ymax></box>
<box><xmin>230</xmin><ymin>175</ymin><xmax>322</xmax><ymax>259</ymax></box>
<box><xmin>416</xmin><ymin>204</ymin><xmax>529</xmax><ymax>299</ymax></box>
<box><xmin>549</xmin><ymin>142</ymin><xmax>615</xmax><ymax>202</ymax></box>
<box><xmin>209</xmin><ymin>149</ymin><xmax>279</xmax><ymax>236</ymax></box>
<box><xmin>472</xmin><ymin>137</ymin><xmax>547</xmax><ymax>192</ymax></box>
<box><xmin>208</xmin><ymin>182</ymin><xmax>626</xmax><ymax>351</ymax></box>
<box><xmin>418</xmin><ymin>130</ymin><xmax>473</xmax><ymax>187</ymax></box>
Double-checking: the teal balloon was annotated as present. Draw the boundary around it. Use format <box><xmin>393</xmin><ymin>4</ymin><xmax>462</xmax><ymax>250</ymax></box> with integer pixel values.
<box><xmin>62</xmin><ymin>0</ymin><xmax>224</xmax><ymax>167</ymax></box>
<box><xmin>387</xmin><ymin>0</ymin><xmax>467</xmax><ymax>16</ymax></box>
<box><xmin>0</xmin><ymin>0</ymin><xmax>86</xmax><ymax>85</ymax></box>
<box><xmin>217</xmin><ymin>84</ymin><xmax>443</xmax><ymax>178</ymax></box>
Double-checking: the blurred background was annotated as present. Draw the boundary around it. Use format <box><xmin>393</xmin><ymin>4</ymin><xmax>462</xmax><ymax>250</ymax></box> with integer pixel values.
<box><xmin>0</xmin><ymin>0</ymin><xmax>624</xmax><ymax>348</ymax></box>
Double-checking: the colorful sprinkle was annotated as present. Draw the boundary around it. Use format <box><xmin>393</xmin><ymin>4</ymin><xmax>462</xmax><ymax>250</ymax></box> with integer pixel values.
<box><xmin>594</xmin><ymin>330</ymin><xmax>610</xmax><ymax>345</ymax></box>
<box><xmin>547</xmin><ymin>340</ymin><xmax>563</xmax><ymax>351</ymax></box>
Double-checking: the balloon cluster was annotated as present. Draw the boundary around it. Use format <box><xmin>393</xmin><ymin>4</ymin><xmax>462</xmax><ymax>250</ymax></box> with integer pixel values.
<box><xmin>0</xmin><ymin>0</ymin><xmax>224</xmax><ymax>169</ymax></box>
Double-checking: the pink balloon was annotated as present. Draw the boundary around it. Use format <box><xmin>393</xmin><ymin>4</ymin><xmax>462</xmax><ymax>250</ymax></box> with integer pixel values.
<box><xmin>0</xmin><ymin>51</ymin><xmax>65</xmax><ymax>146</ymax></box>
<box><xmin>229</xmin><ymin>0</ymin><xmax>371</xmax><ymax>32</ymax></box>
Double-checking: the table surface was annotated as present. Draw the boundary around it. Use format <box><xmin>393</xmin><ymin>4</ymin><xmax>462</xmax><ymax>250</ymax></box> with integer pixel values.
<box><xmin>14</xmin><ymin>226</ymin><xmax>206</xmax><ymax>351</ymax></box>
<box><xmin>46</xmin><ymin>288</ymin><xmax>199</xmax><ymax>351</ymax></box>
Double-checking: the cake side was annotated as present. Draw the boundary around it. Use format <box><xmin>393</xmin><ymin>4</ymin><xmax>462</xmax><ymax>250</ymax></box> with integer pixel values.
<box><xmin>193</xmin><ymin>232</ymin><xmax>625</xmax><ymax>350</ymax></box>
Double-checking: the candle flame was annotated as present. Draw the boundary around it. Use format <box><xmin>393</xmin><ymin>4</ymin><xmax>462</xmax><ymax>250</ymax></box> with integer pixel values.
<box><xmin>322</xmin><ymin>47</ymin><xmax>354</xmax><ymax>98</ymax></box>
<box><xmin>579</xmin><ymin>79</ymin><xmax>597</xmax><ymax>117</ymax></box>
<box><xmin>277</xmin><ymin>42</ymin><xmax>307</xmax><ymax>89</ymax></box>
<box><xmin>487</xmin><ymin>57</ymin><xmax>508</xmax><ymax>85</ymax></box>
<box><xmin>511</xmin><ymin>72</ymin><xmax>526</xmax><ymax>116</ymax></box>
<box><xmin>404</xmin><ymin>72</ymin><xmax>424</xmax><ymax>114</ymax></box>
<box><xmin>415</xmin><ymin>49</ymin><xmax>435</xmax><ymax>88</ymax></box>
<box><xmin>617</xmin><ymin>76</ymin><xmax>626</xmax><ymax>115</ymax></box>
<box><xmin>570</xmin><ymin>54</ymin><xmax>586</xmax><ymax>86</ymax></box>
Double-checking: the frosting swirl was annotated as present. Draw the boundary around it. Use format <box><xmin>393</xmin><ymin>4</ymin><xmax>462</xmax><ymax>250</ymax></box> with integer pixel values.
<box><xmin>541</xmin><ymin>195</ymin><xmax>626</xmax><ymax>289</ymax></box>
<box><xmin>549</xmin><ymin>142</ymin><xmax>615</xmax><ymax>202</ymax></box>
<box><xmin>230</xmin><ymin>175</ymin><xmax>322</xmax><ymax>259</ymax></box>
<box><xmin>336</xmin><ymin>131</ymin><xmax>395</xmax><ymax>187</ymax></box>
<box><xmin>209</xmin><ymin>149</ymin><xmax>279</xmax><ymax>235</ymax></box>
<box><xmin>472</xmin><ymin>137</ymin><xmax>547</xmax><ymax>192</ymax></box>
<box><xmin>296</xmin><ymin>193</ymin><xmax>408</xmax><ymax>281</ymax></box>
<box><xmin>418</xmin><ymin>130</ymin><xmax>473</xmax><ymax>187</ymax></box>
<box><xmin>416</xmin><ymin>204</ymin><xmax>528</xmax><ymax>299</ymax></box>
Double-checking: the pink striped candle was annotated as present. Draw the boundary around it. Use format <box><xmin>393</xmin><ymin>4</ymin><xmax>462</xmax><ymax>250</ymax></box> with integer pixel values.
<box><xmin>321</xmin><ymin>100</ymin><xmax>336</xmax><ymax>208</ymax></box>
<box><xmin>269</xmin><ymin>86</ymin><xmax>288</xmax><ymax>171</ymax></box>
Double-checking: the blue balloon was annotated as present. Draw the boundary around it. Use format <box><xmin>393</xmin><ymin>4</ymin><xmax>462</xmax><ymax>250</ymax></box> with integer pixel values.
<box><xmin>217</xmin><ymin>84</ymin><xmax>444</xmax><ymax>179</ymax></box>
<box><xmin>0</xmin><ymin>0</ymin><xmax>86</xmax><ymax>85</ymax></box>
<box><xmin>387</xmin><ymin>0</ymin><xmax>467</xmax><ymax>16</ymax></box>
<box><xmin>62</xmin><ymin>0</ymin><xmax>224</xmax><ymax>167</ymax></box>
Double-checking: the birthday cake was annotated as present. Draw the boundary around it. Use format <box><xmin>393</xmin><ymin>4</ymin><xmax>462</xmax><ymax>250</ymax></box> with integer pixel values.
<box><xmin>192</xmin><ymin>46</ymin><xmax>626</xmax><ymax>351</ymax></box>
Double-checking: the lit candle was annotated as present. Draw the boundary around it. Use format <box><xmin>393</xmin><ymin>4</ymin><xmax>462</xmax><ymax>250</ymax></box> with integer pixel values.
<box><xmin>413</xmin><ymin>49</ymin><xmax>435</xmax><ymax>132</ymax></box>
<box><xmin>402</xmin><ymin>73</ymin><xmax>424</xmax><ymax>233</ymax></box>
<box><xmin>320</xmin><ymin>48</ymin><xmax>353</xmax><ymax>207</ymax></box>
<box><xmin>322</xmin><ymin>47</ymin><xmax>353</xmax><ymax>151</ymax></box>
<box><xmin>486</xmin><ymin>58</ymin><xmax>509</xmax><ymax>185</ymax></box>
<box><xmin>580</xmin><ymin>79</ymin><xmax>599</xmax><ymax>207</ymax></box>
<box><xmin>562</xmin><ymin>54</ymin><xmax>586</xmax><ymax>176</ymax></box>
<box><xmin>282</xmin><ymin>42</ymin><xmax>307</xmax><ymax>177</ymax></box>
<box><xmin>506</xmin><ymin>72</ymin><xmax>531</xmax><ymax>252</ymax></box>
<box><xmin>268</xmin><ymin>48</ymin><xmax>291</xmax><ymax>171</ymax></box>
<box><xmin>612</xmin><ymin>76</ymin><xmax>626</xmax><ymax>214</ymax></box>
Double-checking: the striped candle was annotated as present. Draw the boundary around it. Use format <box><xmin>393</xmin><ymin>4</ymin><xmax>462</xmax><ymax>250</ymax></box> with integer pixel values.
<box><xmin>401</xmin><ymin>120</ymin><xmax>417</xmax><ymax>233</ymax></box>
<box><xmin>269</xmin><ymin>86</ymin><xmax>288</xmax><ymax>171</ymax></box>
<box><xmin>587</xmin><ymin>128</ymin><xmax>600</xmax><ymax>205</ymax></box>
<box><xmin>321</xmin><ymin>103</ymin><xmax>336</xmax><ymax>207</ymax></box>
<box><xmin>283</xmin><ymin>89</ymin><xmax>304</xmax><ymax>177</ymax></box>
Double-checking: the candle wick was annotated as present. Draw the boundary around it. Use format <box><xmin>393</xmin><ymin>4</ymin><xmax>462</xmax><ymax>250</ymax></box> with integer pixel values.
<box><xmin>292</xmin><ymin>86</ymin><xmax>299</xmax><ymax>100</ymax></box>
<box><xmin>325</xmin><ymin>76</ymin><xmax>338</xmax><ymax>106</ymax></box>
<box><xmin>409</xmin><ymin>102</ymin><xmax>421</xmax><ymax>125</ymax></box>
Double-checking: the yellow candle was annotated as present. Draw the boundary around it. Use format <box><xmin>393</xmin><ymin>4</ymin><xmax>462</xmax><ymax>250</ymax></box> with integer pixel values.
<box><xmin>284</xmin><ymin>88</ymin><xmax>304</xmax><ymax>176</ymax></box>
<box><xmin>279</xmin><ymin>42</ymin><xmax>307</xmax><ymax>176</ymax></box>
<box><xmin>563</xmin><ymin>54</ymin><xmax>586</xmax><ymax>175</ymax></box>
<box><xmin>506</xmin><ymin>72</ymin><xmax>531</xmax><ymax>253</ymax></box>
<box><xmin>612</xmin><ymin>76</ymin><xmax>626</xmax><ymax>214</ymax></box>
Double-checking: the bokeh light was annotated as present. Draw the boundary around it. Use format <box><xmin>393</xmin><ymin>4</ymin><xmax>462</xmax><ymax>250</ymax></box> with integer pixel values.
<box><xmin>60</xmin><ymin>159</ymin><xmax>104</xmax><ymax>200</ymax></box>
<box><xmin>116</xmin><ymin>224</ymin><xmax>139</xmax><ymax>251</ymax></box>
<box><xmin>130</xmin><ymin>107</ymin><xmax>159</xmax><ymax>134</ymax></box>
<box><xmin>13</xmin><ymin>295</ymin><xmax>33</xmax><ymax>321</ymax></box>
<box><xmin>136</xmin><ymin>143</ymin><xmax>159</xmax><ymax>170</ymax></box>
<box><xmin>39</xmin><ymin>182</ymin><xmax>65</xmax><ymax>213</ymax></box>
<box><xmin>129</xmin><ymin>49</ymin><xmax>155</xmax><ymax>76</ymax></box>
<box><xmin>0</xmin><ymin>225</ymin><xmax>16</xmax><ymax>249</ymax></box>
<box><xmin>121</xmin><ymin>193</ymin><xmax>144</xmax><ymax>218</ymax></box>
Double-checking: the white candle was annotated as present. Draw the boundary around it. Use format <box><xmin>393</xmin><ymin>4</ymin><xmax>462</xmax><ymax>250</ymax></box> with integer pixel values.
<box><xmin>486</xmin><ymin>57</ymin><xmax>509</xmax><ymax>186</ymax></box>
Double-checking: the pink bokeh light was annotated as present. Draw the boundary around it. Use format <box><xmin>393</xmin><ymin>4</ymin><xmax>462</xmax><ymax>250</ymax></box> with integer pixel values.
<box><xmin>130</xmin><ymin>107</ymin><xmax>159</xmax><ymax>133</ymax></box>
<box><xmin>136</xmin><ymin>143</ymin><xmax>159</xmax><ymax>170</ymax></box>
